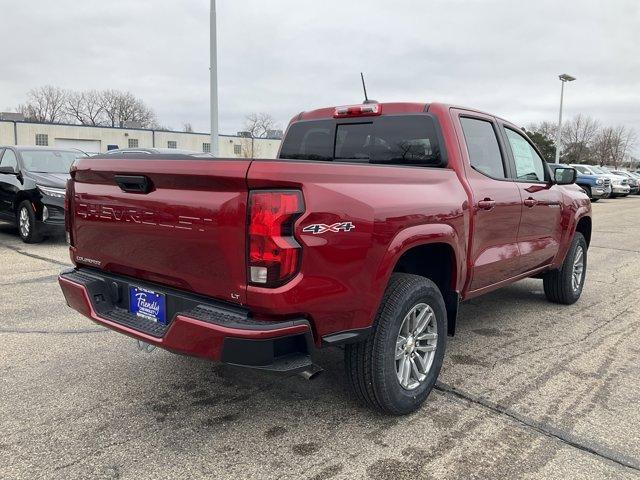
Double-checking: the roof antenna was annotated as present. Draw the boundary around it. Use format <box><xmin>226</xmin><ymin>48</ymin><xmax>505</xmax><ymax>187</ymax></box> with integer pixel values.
<box><xmin>360</xmin><ymin>72</ymin><xmax>377</xmax><ymax>104</ymax></box>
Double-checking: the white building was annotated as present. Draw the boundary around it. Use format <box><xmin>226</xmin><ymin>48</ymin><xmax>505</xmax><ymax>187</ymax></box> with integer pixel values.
<box><xmin>0</xmin><ymin>117</ymin><xmax>282</xmax><ymax>158</ymax></box>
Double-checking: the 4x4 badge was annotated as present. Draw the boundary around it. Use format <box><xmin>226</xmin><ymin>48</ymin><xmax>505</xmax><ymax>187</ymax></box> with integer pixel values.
<box><xmin>302</xmin><ymin>222</ymin><xmax>355</xmax><ymax>234</ymax></box>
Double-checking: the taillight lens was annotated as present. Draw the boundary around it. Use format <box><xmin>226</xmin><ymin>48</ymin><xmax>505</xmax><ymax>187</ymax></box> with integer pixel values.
<box><xmin>248</xmin><ymin>190</ymin><xmax>304</xmax><ymax>287</ymax></box>
<box><xmin>64</xmin><ymin>179</ymin><xmax>73</xmax><ymax>245</ymax></box>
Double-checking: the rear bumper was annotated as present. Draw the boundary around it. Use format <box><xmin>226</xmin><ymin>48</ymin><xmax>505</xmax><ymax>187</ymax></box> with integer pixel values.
<box><xmin>58</xmin><ymin>269</ymin><xmax>314</xmax><ymax>372</ymax></box>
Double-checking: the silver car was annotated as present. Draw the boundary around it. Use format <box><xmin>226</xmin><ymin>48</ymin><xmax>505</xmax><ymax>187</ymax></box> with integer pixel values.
<box><xmin>571</xmin><ymin>164</ymin><xmax>630</xmax><ymax>197</ymax></box>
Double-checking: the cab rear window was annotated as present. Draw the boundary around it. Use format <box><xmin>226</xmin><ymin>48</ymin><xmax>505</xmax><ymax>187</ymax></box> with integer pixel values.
<box><xmin>279</xmin><ymin>115</ymin><xmax>445</xmax><ymax>167</ymax></box>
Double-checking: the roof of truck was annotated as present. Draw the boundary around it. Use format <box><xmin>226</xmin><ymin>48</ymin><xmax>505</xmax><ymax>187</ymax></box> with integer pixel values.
<box><xmin>294</xmin><ymin>102</ymin><xmax>510</xmax><ymax>124</ymax></box>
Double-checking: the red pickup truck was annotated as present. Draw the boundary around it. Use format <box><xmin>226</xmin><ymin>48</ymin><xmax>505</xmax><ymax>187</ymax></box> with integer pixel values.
<box><xmin>59</xmin><ymin>102</ymin><xmax>591</xmax><ymax>414</ymax></box>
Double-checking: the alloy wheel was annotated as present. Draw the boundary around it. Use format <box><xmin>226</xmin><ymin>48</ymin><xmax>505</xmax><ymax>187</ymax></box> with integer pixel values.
<box><xmin>395</xmin><ymin>303</ymin><xmax>438</xmax><ymax>390</ymax></box>
<box><xmin>572</xmin><ymin>245</ymin><xmax>585</xmax><ymax>292</ymax></box>
<box><xmin>19</xmin><ymin>207</ymin><xmax>30</xmax><ymax>238</ymax></box>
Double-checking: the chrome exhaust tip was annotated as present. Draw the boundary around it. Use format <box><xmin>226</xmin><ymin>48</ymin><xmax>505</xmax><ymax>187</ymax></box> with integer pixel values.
<box><xmin>136</xmin><ymin>340</ymin><xmax>156</xmax><ymax>353</ymax></box>
<box><xmin>299</xmin><ymin>364</ymin><xmax>323</xmax><ymax>380</ymax></box>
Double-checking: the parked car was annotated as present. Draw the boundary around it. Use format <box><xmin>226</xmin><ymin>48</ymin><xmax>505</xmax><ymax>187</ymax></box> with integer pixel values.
<box><xmin>0</xmin><ymin>146</ymin><xmax>88</xmax><ymax>242</ymax></box>
<box><xmin>610</xmin><ymin>170</ymin><xmax>639</xmax><ymax>195</ymax></box>
<box><xmin>571</xmin><ymin>164</ymin><xmax>630</xmax><ymax>197</ymax></box>
<box><xmin>59</xmin><ymin>101</ymin><xmax>591</xmax><ymax>415</ymax></box>
<box><xmin>629</xmin><ymin>172</ymin><xmax>640</xmax><ymax>194</ymax></box>
<box><xmin>548</xmin><ymin>163</ymin><xmax>610</xmax><ymax>201</ymax></box>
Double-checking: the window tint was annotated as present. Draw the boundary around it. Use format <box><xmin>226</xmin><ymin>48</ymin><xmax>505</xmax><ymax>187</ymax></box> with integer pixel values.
<box><xmin>335</xmin><ymin>123</ymin><xmax>372</xmax><ymax>160</ymax></box>
<box><xmin>573</xmin><ymin>165</ymin><xmax>589</xmax><ymax>174</ymax></box>
<box><xmin>504</xmin><ymin>129</ymin><xmax>546</xmax><ymax>182</ymax></box>
<box><xmin>370</xmin><ymin>116</ymin><xmax>439</xmax><ymax>165</ymax></box>
<box><xmin>279</xmin><ymin>116</ymin><xmax>443</xmax><ymax>166</ymax></box>
<box><xmin>280</xmin><ymin>120</ymin><xmax>338</xmax><ymax>161</ymax></box>
<box><xmin>459</xmin><ymin>117</ymin><xmax>505</xmax><ymax>179</ymax></box>
<box><xmin>0</xmin><ymin>149</ymin><xmax>18</xmax><ymax>170</ymax></box>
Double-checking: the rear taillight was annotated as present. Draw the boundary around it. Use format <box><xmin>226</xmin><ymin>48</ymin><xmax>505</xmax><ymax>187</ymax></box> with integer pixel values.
<box><xmin>248</xmin><ymin>190</ymin><xmax>304</xmax><ymax>287</ymax></box>
<box><xmin>64</xmin><ymin>179</ymin><xmax>73</xmax><ymax>246</ymax></box>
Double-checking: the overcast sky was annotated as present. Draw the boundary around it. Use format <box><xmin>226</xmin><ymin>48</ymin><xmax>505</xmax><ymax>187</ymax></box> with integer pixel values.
<box><xmin>1</xmin><ymin>0</ymin><xmax>638</xmax><ymax>152</ymax></box>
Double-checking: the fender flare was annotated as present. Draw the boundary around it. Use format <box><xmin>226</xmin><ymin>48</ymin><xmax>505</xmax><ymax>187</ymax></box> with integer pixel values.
<box><xmin>553</xmin><ymin>206</ymin><xmax>591</xmax><ymax>269</ymax></box>
<box><xmin>375</xmin><ymin>224</ymin><xmax>463</xmax><ymax>284</ymax></box>
<box><xmin>373</xmin><ymin>224</ymin><xmax>464</xmax><ymax>336</ymax></box>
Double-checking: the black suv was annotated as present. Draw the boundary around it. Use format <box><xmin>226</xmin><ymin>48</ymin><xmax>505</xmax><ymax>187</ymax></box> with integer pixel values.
<box><xmin>0</xmin><ymin>146</ymin><xmax>87</xmax><ymax>243</ymax></box>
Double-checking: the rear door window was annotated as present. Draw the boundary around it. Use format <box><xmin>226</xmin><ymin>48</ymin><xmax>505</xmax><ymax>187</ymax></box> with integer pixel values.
<box><xmin>459</xmin><ymin>117</ymin><xmax>506</xmax><ymax>179</ymax></box>
<box><xmin>504</xmin><ymin>128</ymin><xmax>546</xmax><ymax>182</ymax></box>
<box><xmin>279</xmin><ymin>115</ymin><xmax>444</xmax><ymax>167</ymax></box>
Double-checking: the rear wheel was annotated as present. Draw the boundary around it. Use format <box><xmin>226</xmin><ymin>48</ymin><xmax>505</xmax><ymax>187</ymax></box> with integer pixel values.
<box><xmin>543</xmin><ymin>232</ymin><xmax>587</xmax><ymax>304</ymax></box>
<box><xmin>17</xmin><ymin>201</ymin><xmax>43</xmax><ymax>244</ymax></box>
<box><xmin>345</xmin><ymin>273</ymin><xmax>446</xmax><ymax>415</ymax></box>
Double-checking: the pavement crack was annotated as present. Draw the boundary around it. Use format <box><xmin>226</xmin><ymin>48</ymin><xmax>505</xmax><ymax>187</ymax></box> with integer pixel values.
<box><xmin>491</xmin><ymin>307</ymin><xmax>632</xmax><ymax>369</ymax></box>
<box><xmin>590</xmin><ymin>245</ymin><xmax>640</xmax><ymax>254</ymax></box>
<box><xmin>1</xmin><ymin>274</ymin><xmax>59</xmax><ymax>286</ymax></box>
<box><xmin>1</xmin><ymin>243</ymin><xmax>70</xmax><ymax>267</ymax></box>
<box><xmin>435</xmin><ymin>382</ymin><xmax>640</xmax><ymax>473</ymax></box>
<box><xmin>0</xmin><ymin>327</ymin><xmax>107</xmax><ymax>335</ymax></box>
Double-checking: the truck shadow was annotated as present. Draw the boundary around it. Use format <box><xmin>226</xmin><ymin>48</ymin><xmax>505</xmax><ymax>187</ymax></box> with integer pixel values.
<box><xmin>0</xmin><ymin>221</ymin><xmax>66</xmax><ymax>244</ymax></box>
<box><xmin>138</xmin><ymin>278</ymin><xmax>550</xmax><ymax>418</ymax></box>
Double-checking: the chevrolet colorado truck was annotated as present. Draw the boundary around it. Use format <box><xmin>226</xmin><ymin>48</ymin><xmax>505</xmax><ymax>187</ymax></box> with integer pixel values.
<box><xmin>58</xmin><ymin>102</ymin><xmax>591</xmax><ymax>414</ymax></box>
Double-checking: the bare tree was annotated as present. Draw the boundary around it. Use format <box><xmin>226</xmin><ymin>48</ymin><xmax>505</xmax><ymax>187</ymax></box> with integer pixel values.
<box><xmin>183</xmin><ymin>123</ymin><xmax>193</xmax><ymax>133</ymax></box>
<box><xmin>610</xmin><ymin>126</ymin><xmax>637</xmax><ymax>168</ymax></box>
<box><xmin>561</xmin><ymin>114</ymin><xmax>600</xmax><ymax>164</ymax></box>
<box><xmin>99</xmin><ymin>90</ymin><xmax>156</xmax><ymax>128</ymax></box>
<box><xmin>527</xmin><ymin>121</ymin><xmax>557</xmax><ymax>141</ymax></box>
<box><xmin>240</xmin><ymin>113</ymin><xmax>277</xmax><ymax>157</ymax></box>
<box><xmin>18</xmin><ymin>86</ymin><xmax>68</xmax><ymax>123</ymax></box>
<box><xmin>66</xmin><ymin>90</ymin><xmax>105</xmax><ymax>126</ymax></box>
<box><xmin>593</xmin><ymin>126</ymin><xmax>637</xmax><ymax>168</ymax></box>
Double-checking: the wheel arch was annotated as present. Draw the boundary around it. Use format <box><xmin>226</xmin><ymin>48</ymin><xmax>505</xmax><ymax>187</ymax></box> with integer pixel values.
<box><xmin>375</xmin><ymin>224</ymin><xmax>464</xmax><ymax>336</ymax></box>
<box><xmin>552</xmin><ymin>207</ymin><xmax>591</xmax><ymax>270</ymax></box>
<box><xmin>13</xmin><ymin>191</ymin><xmax>38</xmax><ymax>215</ymax></box>
<box><xmin>575</xmin><ymin>215</ymin><xmax>592</xmax><ymax>247</ymax></box>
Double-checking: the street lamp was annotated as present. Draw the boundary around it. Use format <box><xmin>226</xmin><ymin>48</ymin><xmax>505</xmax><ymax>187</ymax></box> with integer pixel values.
<box><xmin>554</xmin><ymin>73</ymin><xmax>576</xmax><ymax>163</ymax></box>
<box><xmin>210</xmin><ymin>0</ymin><xmax>219</xmax><ymax>156</ymax></box>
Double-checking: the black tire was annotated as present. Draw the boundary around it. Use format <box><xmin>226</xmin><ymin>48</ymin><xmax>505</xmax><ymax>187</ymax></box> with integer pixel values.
<box><xmin>344</xmin><ymin>273</ymin><xmax>447</xmax><ymax>415</ymax></box>
<box><xmin>591</xmin><ymin>198</ymin><xmax>599</xmax><ymax>203</ymax></box>
<box><xmin>16</xmin><ymin>201</ymin><xmax>43</xmax><ymax>244</ymax></box>
<box><xmin>543</xmin><ymin>232</ymin><xmax>587</xmax><ymax>304</ymax></box>
<box><xmin>580</xmin><ymin>185</ymin><xmax>592</xmax><ymax>199</ymax></box>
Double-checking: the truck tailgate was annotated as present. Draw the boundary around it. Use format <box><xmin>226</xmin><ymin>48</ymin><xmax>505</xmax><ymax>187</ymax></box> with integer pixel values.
<box><xmin>70</xmin><ymin>157</ymin><xmax>250</xmax><ymax>305</ymax></box>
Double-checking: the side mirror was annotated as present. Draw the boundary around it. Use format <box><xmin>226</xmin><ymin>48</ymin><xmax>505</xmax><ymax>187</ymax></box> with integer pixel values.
<box><xmin>554</xmin><ymin>167</ymin><xmax>577</xmax><ymax>185</ymax></box>
<box><xmin>0</xmin><ymin>166</ymin><xmax>17</xmax><ymax>175</ymax></box>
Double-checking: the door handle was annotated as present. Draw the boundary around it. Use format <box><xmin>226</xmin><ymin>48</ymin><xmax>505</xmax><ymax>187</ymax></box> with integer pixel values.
<box><xmin>477</xmin><ymin>198</ymin><xmax>496</xmax><ymax>210</ymax></box>
<box><xmin>114</xmin><ymin>175</ymin><xmax>153</xmax><ymax>194</ymax></box>
<box><xmin>524</xmin><ymin>197</ymin><xmax>538</xmax><ymax>208</ymax></box>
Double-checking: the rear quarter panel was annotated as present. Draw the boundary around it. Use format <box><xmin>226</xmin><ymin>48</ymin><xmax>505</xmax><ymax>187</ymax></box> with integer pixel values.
<box><xmin>246</xmin><ymin>160</ymin><xmax>468</xmax><ymax>339</ymax></box>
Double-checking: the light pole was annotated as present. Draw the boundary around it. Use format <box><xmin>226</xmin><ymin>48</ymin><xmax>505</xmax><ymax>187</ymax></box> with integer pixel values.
<box><xmin>210</xmin><ymin>0</ymin><xmax>219</xmax><ymax>156</ymax></box>
<box><xmin>554</xmin><ymin>73</ymin><xmax>576</xmax><ymax>163</ymax></box>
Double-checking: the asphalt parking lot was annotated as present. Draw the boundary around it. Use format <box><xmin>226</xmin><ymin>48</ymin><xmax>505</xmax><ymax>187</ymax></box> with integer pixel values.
<box><xmin>1</xmin><ymin>197</ymin><xmax>639</xmax><ymax>480</ymax></box>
